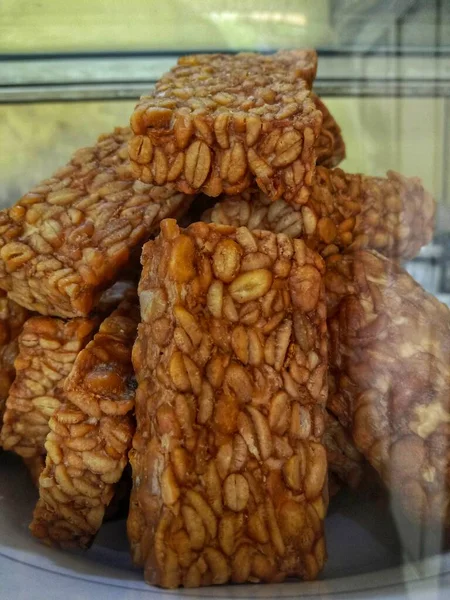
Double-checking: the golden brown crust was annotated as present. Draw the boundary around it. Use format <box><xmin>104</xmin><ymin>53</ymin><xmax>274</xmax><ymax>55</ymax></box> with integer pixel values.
<box><xmin>0</xmin><ymin>316</ymin><xmax>97</xmax><ymax>462</ymax></box>
<box><xmin>0</xmin><ymin>127</ymin><xmax>191</xmax><ymax>318</ymax></box>
<box><xmin>30</xmin><ymin>296</ymin><xmax>139</xmax><ymax>548</ymax></box>
<box><xmin>204</xmin><ymin>166</ymin><xmax>435</xmax><ymax>260</ymax></box>
<box><xmin>128</xmin><ymin>219</ymin><xmax>328</xmax><ymax>588</ymax></box>
<box><xmin>326</xmin><ymin>250</ymin><xmax>450</xmax><ymax>525</ymax></box>
<box><xmin>312</xmin><ymin>95</ymin><xmax>346</xmax><ymax>168</ymax></box>
<box><xmin>130</xmin><ymin>51</ymin><xmax>322</xmax><ymax>205</ymax></box>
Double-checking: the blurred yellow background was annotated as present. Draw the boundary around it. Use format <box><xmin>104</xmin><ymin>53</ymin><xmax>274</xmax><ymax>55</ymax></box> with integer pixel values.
<box><xmin>0</xmin><ymin>0</ymin><xmax>333</xmax><ymax>53</ymax></box>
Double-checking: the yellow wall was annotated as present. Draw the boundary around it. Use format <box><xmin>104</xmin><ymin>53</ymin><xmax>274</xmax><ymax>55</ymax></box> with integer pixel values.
<box><xmin>330</xmin><ymin>97</ymin><xmax>446</xmax><ymax>201</ymax></box>
<box><xmin>0</xmin><ymin>1</ymin><xmax>333</xmax><ymax>53</ymax></box>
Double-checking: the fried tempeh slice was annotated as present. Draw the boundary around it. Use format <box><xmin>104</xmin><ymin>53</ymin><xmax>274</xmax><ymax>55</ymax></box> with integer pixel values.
<box><xmin>326</xmin><ymin>250</ymin><xmax>450</xmax><ymax>525</ymax></box>
<box><xmin>30</xmin><ymin>295</ymin><xmax>139</xmax><ymax>548</ymax></box>
<box><xmin>128</xmin><ymin>219</ymin><xmax>328</xmax><ymax>588</ymax></box>
<box><xmin>130</xmin><ymin>51</ymin><xmax>322</xmax><ymax>204</ymax></box>
<box><xmin>0</xmin><ymin>317</ymin><xmax>97</xmax><ymax>464</ymax></box>
<box><xmin>63</xmin><ymin>293</ymin><xmax>138</xmax><ymax>419</ymax></box>
<box><xmin>0</xmin><ymin>291</ymin><xmax>29</xmax><ymax>424</ymax></box>
<box><xmin>0</xmin><ymin>127</ymin><xmax>191</xmax><ymax>318</ymax></box>
<box><xmin>312</xmin><ymin>95</ymin><xmax>346</xmax><ymax>168</ymax></box>
<box><xmin>204</xmin><ymin>166</ymin><xmax>435</xmax><ymax>260</ymax></box>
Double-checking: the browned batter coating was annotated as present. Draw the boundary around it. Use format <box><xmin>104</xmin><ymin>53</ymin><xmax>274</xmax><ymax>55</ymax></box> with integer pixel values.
<box><xmin>326</xmin><ymin>250</ymin><xmax>450</xmax><ymax>525</ymax></box>
<box><xmin>0</xmin><ymin>317</ymin><xmax>97</xmax><ymax>463</ymax></box>
<box><xmin>203</xmin><ymin>166</ymin><xmax>435</xmax><ymax>260</ymax></box>
<box><xmin>30</xmin><ymin>295</ymin><xmax>139</xmax><ymax>548</ymax></box>
<box><xmin>0</xmin><ymin>291</ymin><xmax>29</xmax><ymax>424</ymax></box>
<box><xmin>128</xmin><ymin>219</ymin><xmax>329</xmax><ymax>588</ymax></box>
<box><xmin>0</xmin><ymin>127</ymin><xmax>191</xmax><ymax>318</ymax></box>
<box><xmin>130</xmin><ymin>51</ymin><xmax>322</xmax><ymax>205</ymax></box>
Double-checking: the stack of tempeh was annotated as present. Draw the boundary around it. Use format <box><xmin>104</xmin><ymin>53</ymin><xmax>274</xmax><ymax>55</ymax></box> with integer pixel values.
<box><xmin>0</xmin><ymin>49</ymin><xmax>447</xmax><ymax>590</ymax></box>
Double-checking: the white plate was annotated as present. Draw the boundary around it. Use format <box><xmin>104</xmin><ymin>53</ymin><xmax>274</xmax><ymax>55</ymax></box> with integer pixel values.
<box><xmin>1</xmin><ymin>452</ymin><xmax>449</xmax><ymax>600</ymax></box>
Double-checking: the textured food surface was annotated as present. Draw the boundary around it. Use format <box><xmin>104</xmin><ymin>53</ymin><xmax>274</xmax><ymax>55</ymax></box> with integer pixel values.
<box><xmin>0</xmin><ymin>127</ymin><xmax>191</xmax><ymax>318</ymax></box>
<box><xmin>312</xmin><ymin>95</ymin><xmax>346</xmax><ymax>169</ymax></box>
<box><xmin>130</xmin><ymin>51</ymin><xmax>322</xmax><ymax>204</ymax></box>
<box><xmin>0</xmin><ymin>316</ymin><xmax>97</xmax><ymax>463</ymax></box>
<box><xmin>30</xmin><ymin>295</ymin><xmax>139</xmax><ymax>548</ymax></box>
<box><xmin>326</xmin><ymin>250</ymin><xmax>450</xmax><ymax>525</ymax></box>
<box><xmin>129</xmin><ymin>219</ymin><xmax>328</xmax><ymax>588</ymax></box>
<box><xmin>204</xmin><ymin>166</ymin><xmax>435</xmax><ymax>260</ymax></box>
<box><xmin>0</xmin><ymin>290</ymin><xmax>29</xmax><ymax>423</ymax></box>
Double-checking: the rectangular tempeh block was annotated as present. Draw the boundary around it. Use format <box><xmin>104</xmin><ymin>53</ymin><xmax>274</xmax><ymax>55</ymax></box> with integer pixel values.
<box><xmin>204</xmin><ymin>166</ymin><xmax>435</xmax><ymax>260</ymax></box>
<box><xmin>0</xmin><ymin>127</ymin><xmax>191</xmax><ymax>318</ymax></box>
<box><xmin>326</xmin><ymin>250</ymin><xmax>450</xmax><ymax>526</ymax></box>
<box><xmin>128</xmin><ymin>219</ymin><xmax>328</xmax><ymax>588</ymax></box>
<box><xmin>30</xmin><ymin>295</ymin><xmax>139</xmax><ymax>548</ymax></box>
<box><xmin>0</xmin><ymin>316</ymin><xmax>97</xmax><ymax>462</ymax></box>
<box><xmin>0</xmin><ymin>290</ymin><xmax>29</xmax><ymax>423</ymax></box>
<box><xmin>129</xmin><ymin>51</ymin><xmax>322</xmax><ymax>204</ymax></box>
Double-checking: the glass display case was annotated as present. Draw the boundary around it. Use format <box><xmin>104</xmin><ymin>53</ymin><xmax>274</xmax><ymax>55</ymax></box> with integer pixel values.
<box><xmin>0</xmin><ymin>2</ymin><xmax>449</xmax><ymax>599</ymax></box>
